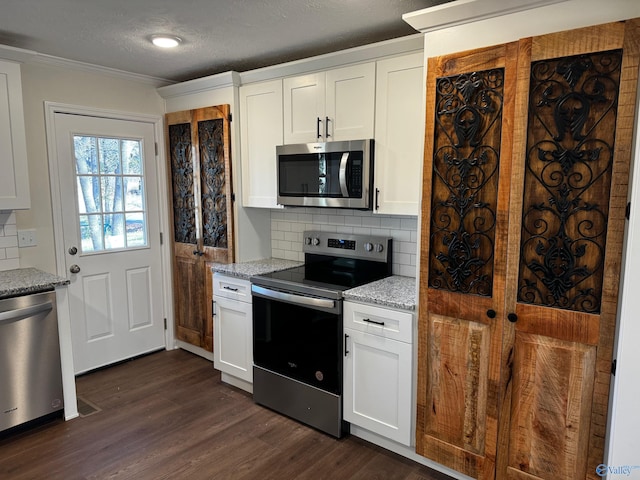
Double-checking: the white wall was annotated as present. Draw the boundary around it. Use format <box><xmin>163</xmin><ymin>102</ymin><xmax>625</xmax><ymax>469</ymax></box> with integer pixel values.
<box><xmin>408</xmin><ymin>0</ymin><xmax>640</xmax><ymax>475</ymax></box>
<box><xmin>15</xmin><ymin>60</ymin><xmax>165</xmax><ymax>274</ymax></box>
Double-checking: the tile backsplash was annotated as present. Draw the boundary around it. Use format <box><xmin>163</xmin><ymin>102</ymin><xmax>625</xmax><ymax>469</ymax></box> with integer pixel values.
<box><xmin>0</xmin><ymin>211</ymin><xmax>20</xmax><ymax>271</ymax></box>
<box><xmin>271</xmin><ymin>208</ymin><xmax>418</xmax><ymax>277</ymax></box>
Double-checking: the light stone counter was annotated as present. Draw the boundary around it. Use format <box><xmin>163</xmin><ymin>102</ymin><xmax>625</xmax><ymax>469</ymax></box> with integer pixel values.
<box><xmin>344</xmin><ymin>275</ymin><xmax>417</xmax><ymax>311</ymax></box>
<box><xmin>0</xmin><ymin>267</ymin><xmax>70</xmax><ymax>299</ymax></box>
<box><xmin>211</xmin><ymin>258</ymin><xmax>303</xmax><ymax>280</ymax></box>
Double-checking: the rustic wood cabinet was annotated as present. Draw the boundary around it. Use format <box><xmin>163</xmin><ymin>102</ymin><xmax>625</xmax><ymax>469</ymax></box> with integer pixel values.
<box><xmin>165</xmin><ymin>105</ymin><xmax>234</xmax><ymax>352</ymax></box>
<box><xmin>416</xmin><ymin>20</ymin><xmax>639</xmax><ymax>480</ymax></box>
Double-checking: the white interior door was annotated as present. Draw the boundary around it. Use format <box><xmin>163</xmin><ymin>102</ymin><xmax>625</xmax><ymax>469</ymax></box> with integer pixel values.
<box><xmin>54</xmin><ymin>112</ymin><xmax>165</xmax><ymax>374</ymax></box>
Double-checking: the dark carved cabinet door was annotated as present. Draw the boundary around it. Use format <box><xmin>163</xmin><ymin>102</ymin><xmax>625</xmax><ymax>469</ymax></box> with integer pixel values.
<box><xmin>166</xmin><ymin>105</ymin><xmax>234</xmax><ymax>352</ymax></box>
<box><xmin>416</xmin><ymin>20</ymin><xmax>640</xmax><ymax>480</ymax></box>
<box><xmin>498</xmin><ymin>21</ymin><xmax>639</xmax><ymax>480</ymax></box>
<box><xmin>416</xmin><ymin>43</ymin><xmax>518</xmax><ymax>480</ymax></box>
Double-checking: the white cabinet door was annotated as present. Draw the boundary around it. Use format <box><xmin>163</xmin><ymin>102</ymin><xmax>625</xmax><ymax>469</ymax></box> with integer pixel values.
<box><xmin>214</xmin><ymin>294</ymin><xmax>253</xmax><ymax>383</ymax></box>
<box><xmin>0</xmin><ymin>60</ymin><xmax>30</xmax><ymax>209</ymax></box>
<box><xmin>325</xmin><ymin>62</ymin><xmax>375</xmax><ymax>141</ymax></box>
<box><xmin>344</xmin><ymin>327</ymin><xmax>413</xmax><ymax>446</ymax></box>
<box><xmin>283</xmin><ymin>72</ymin><xmax>325</xmax><ymax>144</ymax></box>
<box><xmin>283</xmin><ymin>63</ymin><xmax>375</xmax><ymax>144</ymax></box>
<box><xmin>239</xmin><ymin>79</ymin><xmax>283</xmax><ymax>208</ymax></box>
<box><xmin>373</xmin><ymin>52</ymin><xmax>424</xmax><ymax>215</ymax></box>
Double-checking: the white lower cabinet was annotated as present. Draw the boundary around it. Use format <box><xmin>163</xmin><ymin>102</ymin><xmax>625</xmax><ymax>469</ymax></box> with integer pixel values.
<box><xmin>213</xmin><ymin>274</ymin><xmax>253</xmax><ymax>389</ymax></box>
<box><xmin>343</xmin><ymin>301</ymin><xmax>414</xmax><ymax>446</ymax></box>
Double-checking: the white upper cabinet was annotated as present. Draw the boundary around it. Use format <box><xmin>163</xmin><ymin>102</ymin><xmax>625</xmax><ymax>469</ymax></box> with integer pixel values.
<box><xmin>373</xmin><ymin>52</ymin><xmax>424</xmax><ymax>216</ymax></box>
<box><xmin>0</xmin><ymin>59</ymin><xmax>30</xmax><ymax>209</ymax></box>
<box><xmin>283</xmin><ymin>62</ymin><xmax>375</xmax><ymax>144</ymax></box>
<box><xmin>239</xmin><ymin>79</ymin><xmax>283</xmax><ymax>208</ymax></box>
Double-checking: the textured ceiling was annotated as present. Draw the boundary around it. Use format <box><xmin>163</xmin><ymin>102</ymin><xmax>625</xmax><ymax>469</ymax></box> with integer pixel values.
<box><xmin>0</xmin><ymin>0</ymin><xmax>452</xmax><ymax>83</ymax></box>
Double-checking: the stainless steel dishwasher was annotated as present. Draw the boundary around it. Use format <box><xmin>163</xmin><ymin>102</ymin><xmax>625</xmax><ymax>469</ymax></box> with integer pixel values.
<box><xmin>0</xmin><ymin>290</ymin><xmax>64</xmax><ymax>432</ymax></box>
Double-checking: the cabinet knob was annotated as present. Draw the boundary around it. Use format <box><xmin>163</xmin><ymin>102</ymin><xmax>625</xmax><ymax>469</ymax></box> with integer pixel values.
<box><xmin>508</xmin><ymin>313</ymin><xmax>518</xmax><ymax>323</ymax></box>
<box><xmin>486</xmin><ymin>309</ymin><xmax>496</xmax><ymax>319</ymax></box>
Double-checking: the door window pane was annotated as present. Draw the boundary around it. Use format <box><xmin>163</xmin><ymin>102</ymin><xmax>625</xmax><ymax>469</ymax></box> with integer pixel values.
<box><xmin>73</xmin><ymin>135</ymin><xmax>148</xmax><ymax>253</ymax></box>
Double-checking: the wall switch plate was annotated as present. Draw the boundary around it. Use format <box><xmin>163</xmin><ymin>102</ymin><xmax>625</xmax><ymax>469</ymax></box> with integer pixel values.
<box><xmin>18</xmin><ymin>228</ymin><xmax>37</xmax><ymax>247</ymax></box>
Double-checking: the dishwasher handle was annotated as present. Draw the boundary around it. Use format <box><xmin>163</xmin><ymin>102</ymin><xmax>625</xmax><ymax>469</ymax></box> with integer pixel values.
<box><xmin>0</xmin><ymin>301</ymin><xmax>53</xmax><ymax>325</ymax></box>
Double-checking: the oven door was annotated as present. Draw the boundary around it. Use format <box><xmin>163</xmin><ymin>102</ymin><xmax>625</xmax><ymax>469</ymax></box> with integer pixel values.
<box><xmin>251</xmin><ymin>285</ymin><xmax>343</xmax><ymax>394</ymax></box>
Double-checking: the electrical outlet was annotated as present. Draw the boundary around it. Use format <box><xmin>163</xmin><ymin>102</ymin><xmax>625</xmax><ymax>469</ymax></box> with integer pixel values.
<box><xmin>17</xmin><ymin>229</ymin><xmax>37</xmax><ymax>247</ymax></box>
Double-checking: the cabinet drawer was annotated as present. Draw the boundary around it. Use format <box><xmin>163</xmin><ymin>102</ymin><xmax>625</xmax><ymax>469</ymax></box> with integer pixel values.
<box><xmin>213</xmin><ymin>273</ymin><xmax>251</xmax><ymax>303</ymax></box>
<box><xmin>344</xmin><ymin>301</ymin><xmax>413</xmax><ymax>343</ymax></box>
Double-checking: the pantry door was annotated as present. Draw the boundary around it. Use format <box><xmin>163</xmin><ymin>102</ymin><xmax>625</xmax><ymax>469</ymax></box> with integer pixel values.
<box><xmin>54</xmin><ymin>112</ymin><xmax>165</xmax><ymax>374</ymax></box>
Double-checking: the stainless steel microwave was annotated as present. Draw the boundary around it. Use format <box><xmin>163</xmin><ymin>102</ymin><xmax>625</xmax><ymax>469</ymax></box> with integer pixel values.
<box><xmin>276</xmin><ymin>139</ymin><xmax>374</xmax><ymax>209</ymax></box>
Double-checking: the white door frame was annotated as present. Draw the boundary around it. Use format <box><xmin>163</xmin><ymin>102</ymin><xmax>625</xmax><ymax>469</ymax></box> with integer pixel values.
<box><xmin>44</xmin><ymin>102</ymin><xmax>175</xmax><ymax>355</ymax></box>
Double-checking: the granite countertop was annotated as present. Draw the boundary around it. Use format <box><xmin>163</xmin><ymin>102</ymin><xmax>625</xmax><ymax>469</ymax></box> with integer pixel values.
<box><xmin>211</xmin><ymin>258</ymin><xmax>303</xmax><ymax>280</ymax></box>
<box><xmin>344</xmin><ymin>275</ymin><xmax>417</xmax><ymax>311</ymax></box>
<box><xmin>0</xmin><ymin>267</ymin><xmax>70</xmax><ymax>299</ymax></box>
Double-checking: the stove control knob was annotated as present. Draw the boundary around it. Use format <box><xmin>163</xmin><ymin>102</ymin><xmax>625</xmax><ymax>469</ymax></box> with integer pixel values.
<box><xmin>312</xmin><ymin>237</ymin><xmax>320</xmax><ymax>246</ymax></box>
<box><xmin>374</xmin><ymin>243</ymin><xmax>384</xmax><ymax>253</ymax></box>
<box><xmin>364</xmin><ymin>242</ymin><xmax>373</xmax><ymax>252</ymax></box>
<box><xmin>304</xmin><ymin>237</ymin><xmax>312</xmax><ymax>245</ymax></box>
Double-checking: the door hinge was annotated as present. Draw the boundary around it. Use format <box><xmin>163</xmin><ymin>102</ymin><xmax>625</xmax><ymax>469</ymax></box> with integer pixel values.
<box><xmin>160</xmin><ymin>232</ymin><xmax>163</xmax><ymax>245</ymax></box>
<box><xmin>231</xmin><ymin>192</ymin><xmax>236</xmax><ymax>202</ymax></box>
<box><xmin>626</xmin><ymin>202</ymin><xmax>631</xmax><ymax>220</ymax></box>
<box><xmin>228</xmin><ymin>113</ymin><xmax>232</xmax><ymax>122</ymax></box>
<box><xmin>155</xmin><ymin>142</ymin><xmax>158</xmax><ymax>156</ymax></box>
<box><xmin>611</xmin><ymin>358</ymin><xmax>617</xmax><ymax>376</ymax></box>
<box><xmin>164</xmin><ymin>318</ymin><xmax>167</xmax><ymax>330</ymax></box>
<box><xmin>212</xmin><ymin>300</ymin><xmax>216</xmax><ymax>318</ymax></box>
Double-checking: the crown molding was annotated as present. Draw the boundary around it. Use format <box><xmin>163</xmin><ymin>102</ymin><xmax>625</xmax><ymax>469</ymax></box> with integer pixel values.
<box><xmin>402</xmin><ymin>0</ymin><xmax>570</xmax><ymax>33</ymax></box>
<box><xmin>0</xmin><ymin>44</ymin><xmax>37</xmax><ymax>63</ymax></box>
<box><xmin>29</xmin><ymin>53</ymin><xmax>173</xmax><ymax>87</ymax></box>
<box><xmin>238</xmin><ymin>34</ymin><xmax>424</xmax><ymax>85</ymax></box>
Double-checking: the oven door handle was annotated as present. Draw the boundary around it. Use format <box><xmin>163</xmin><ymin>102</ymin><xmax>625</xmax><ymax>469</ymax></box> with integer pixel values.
<box><xmin>251</xmin><ymin>285</ymin><xmax>335</xmax><ymax>310</ymax></box>
<box><xmin>339</xmin><ymin>152</ymin><xmax>349</xmax><ymax>197</ymax></box>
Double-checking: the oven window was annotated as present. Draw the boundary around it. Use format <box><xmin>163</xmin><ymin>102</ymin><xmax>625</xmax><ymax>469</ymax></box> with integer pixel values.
<box><xmin>253</xmin><ymin>296</ymin><xmax>342</xmax><ymax>394</ymax></box>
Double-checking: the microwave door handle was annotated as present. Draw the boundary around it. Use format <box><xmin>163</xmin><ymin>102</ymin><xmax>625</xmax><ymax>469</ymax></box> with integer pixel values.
<box><xmin>339</xmin><ymin>152</ymin><xmax>349</xmax><ymax>197</ymax></box>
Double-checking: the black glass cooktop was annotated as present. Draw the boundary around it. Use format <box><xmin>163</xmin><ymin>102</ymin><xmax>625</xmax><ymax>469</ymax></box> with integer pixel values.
<box><xmin>251</xmin><ymin>256</ymin><xmax>391</xmax><ymax>299</ymax></box>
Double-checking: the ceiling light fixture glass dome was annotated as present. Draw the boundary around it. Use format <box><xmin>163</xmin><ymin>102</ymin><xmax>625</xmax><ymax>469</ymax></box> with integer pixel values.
<box><xmin>150</xmin><ymin>35</ymin><xmax>182</xmax><ymax>48</ymax></box>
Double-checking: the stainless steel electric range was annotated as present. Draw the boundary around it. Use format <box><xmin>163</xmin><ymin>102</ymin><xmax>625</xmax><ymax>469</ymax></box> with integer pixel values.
<box><xmin>250</xmin><ymin>230</ymin><xmax>392</xmax><ymax>437</ymax></box>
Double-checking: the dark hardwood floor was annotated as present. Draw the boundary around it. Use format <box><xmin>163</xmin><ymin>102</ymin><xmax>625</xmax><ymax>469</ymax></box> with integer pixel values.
<box><xmin>0</xmin><ymin>349</ymin><xmax>452</xmax><ymax>480</ymax></box>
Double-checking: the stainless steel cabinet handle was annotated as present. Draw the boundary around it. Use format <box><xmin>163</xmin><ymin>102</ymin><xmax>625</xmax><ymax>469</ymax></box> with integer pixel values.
<box><xmin>0</xmin><ymin>301</ymin><xmax>53</xmax><ymax>324</ymax></box>
<box><xmin>363</xmin><ymin>317</ymin><xmax>385</xmax><ymax>327</ymax></box>
<box><xmin>251</xmin><ymin>284</ymin><xmax>335</xmax><ymax>309</ymax></box>
<box><xmin>69</xmin><ymin>264</ymin><xmax>81</xmax><ymax>274</ymax></box>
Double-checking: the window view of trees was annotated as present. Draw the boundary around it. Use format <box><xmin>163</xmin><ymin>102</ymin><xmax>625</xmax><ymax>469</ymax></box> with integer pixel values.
<box><xmin>73</xmin><ymin>135</ymin><xmax>147</xmax><ymax>252</ymax></box>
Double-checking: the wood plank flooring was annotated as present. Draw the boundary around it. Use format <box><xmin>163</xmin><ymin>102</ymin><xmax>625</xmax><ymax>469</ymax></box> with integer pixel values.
<box><xmin>0</xmin><ymin>349</ymin><xmax>453</xmax><ymax>480</ymax></box>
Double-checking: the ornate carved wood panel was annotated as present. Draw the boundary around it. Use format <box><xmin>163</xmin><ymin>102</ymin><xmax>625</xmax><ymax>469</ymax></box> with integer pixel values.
<box><xmin>428</xmin><ymin>68</ymin><xmax>504</xmax><ymax>297</ymax></box>
<box><xmin>168</xmin><ymin>122</ymin><xmax>196</xmax><ymax>245</ymax></box>
<box><xmin>517</xmin><ymin>50</ymin><xmax>622</xmax><ymax>313</ymax></box>
<box><xmin>198</xmin><ymin>118</ymin><xmax>228</xmax><ymax>249</ymax></box>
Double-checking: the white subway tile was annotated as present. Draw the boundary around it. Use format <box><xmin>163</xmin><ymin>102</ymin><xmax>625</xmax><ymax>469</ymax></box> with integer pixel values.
<box><xmin>394</xmin><ymin>252</ymin><xmax>411</xmax><ymax>265</ymax></box>
<box><xmin>0</xmin><ymin>258</ymin><xmax>20</xmax><ymax>271</ymax></box>
<box><xmin>401</xmin><ymin>217</ymin><xmax>418</xmax><ymax>230</ymax></box>
<box><xmin>361</xmin><ymin>216</ymin><xmax>381</xmax><ymax>228</ymax></box>
<box><xmin>312</xmin><ymin>214</ymin><xmax>328</xmax><ymax>224</ymax></box>
<box><xmin>380</xmin><ymin>217</ymin><xmax>401</xmax><ymax>229</ymax></box>
<box><xmin>271</xmin><ymin>248</ymin><xmax>286</xmax><ymax>259</ymax></box>
<box><xmin>0</xmin><ymin>249</ymin><xmax>5</xmax><ymax>260</ymax></box>
<box><xmin>0</xmin><ymin>236</ymin><xmax>18</xmax><ymax>248</ymax></box>
<box><xmin>344</xmin><ymin>216</ymin><xmax>362</xmax><ymax>227</ymax></box>
<box><xmin>6</xmin><ymin>247</ymin><xmax>19</xmax><ymax>259</ymax></box>
<box><xmin>4</xmin><ymin>224</ymin><xmax>17</xmax><ymax>236</ymax></box>
<box><xmin>0</xmin><ymin>211</ymin><xmax>16</xmax><ymax>225</ymax></box>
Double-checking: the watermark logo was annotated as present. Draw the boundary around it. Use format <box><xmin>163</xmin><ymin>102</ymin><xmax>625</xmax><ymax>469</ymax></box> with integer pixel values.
<box><xmin>596</xmin><ymin>464</ymin><xmax>640</xmax><ymax>477</ymax></box>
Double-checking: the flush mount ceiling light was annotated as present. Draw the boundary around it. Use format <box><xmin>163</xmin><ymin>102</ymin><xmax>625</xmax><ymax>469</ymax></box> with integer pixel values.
<box><xmin>150</xmin><ymin>35</ymin><xmax>182</xmax><ymax>48</ymax></box>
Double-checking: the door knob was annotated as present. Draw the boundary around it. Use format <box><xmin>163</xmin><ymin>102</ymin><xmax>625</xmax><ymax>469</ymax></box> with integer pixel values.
<box><xmin>68</xmin><ymin>246</ymin><xmax>78</xmax><ymax>255</ymax></box>
<box><xmin>486</xmin><ymin>309</ymin><xmax>496</xmax><ymax>319</ymax></box>
<box><xmin>69</xmin><ymin>264</ymin><xmax>81</xmax><ymax>274</ymax></box>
